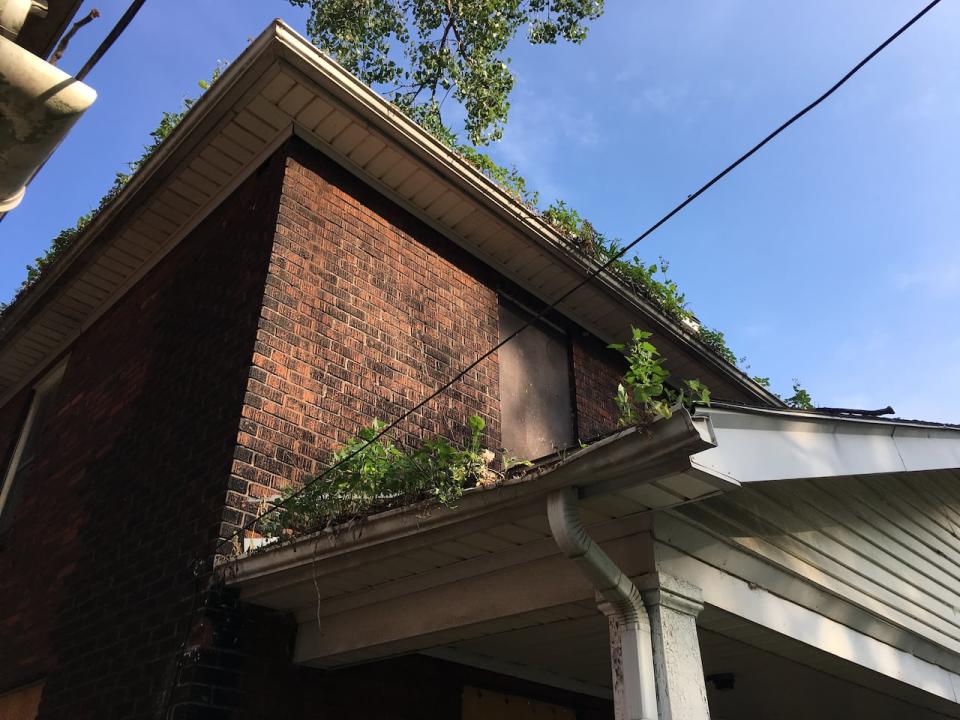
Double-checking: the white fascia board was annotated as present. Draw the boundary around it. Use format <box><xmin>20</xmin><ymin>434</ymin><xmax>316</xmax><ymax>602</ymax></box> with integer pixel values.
<box><xmin>691</xmin><ymin>406</ymin><xmax>960</xmax><ymax>483</ymax></box>
<box><xmin>224</xmin><ymin>410</ymin><xmax>711</xmax><ymax>587</ymax></box>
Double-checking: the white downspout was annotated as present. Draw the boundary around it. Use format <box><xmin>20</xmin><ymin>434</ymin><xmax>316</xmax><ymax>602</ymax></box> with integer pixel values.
<box><xmin>547</xmin><ymin>487</ymin><xmax>658</xmax><ymax>720</ymax></box>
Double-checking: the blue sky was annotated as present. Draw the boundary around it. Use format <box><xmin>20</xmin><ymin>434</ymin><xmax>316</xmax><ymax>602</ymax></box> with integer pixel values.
<box><xmin>2</xmin><ymin>1</ymin><xmax>957</xmax><ymax>421</ymax></box>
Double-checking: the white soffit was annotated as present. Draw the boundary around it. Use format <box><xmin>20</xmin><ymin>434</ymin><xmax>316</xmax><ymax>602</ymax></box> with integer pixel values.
<box><xmin>0</xmin><ymin>19</ymin><xmax>779</xmax><ymax>409</ymax></box>
<box><xmin>692</xmin><ymin>405</ymin><xmax>960</xmax><ymax>483</ymax></box>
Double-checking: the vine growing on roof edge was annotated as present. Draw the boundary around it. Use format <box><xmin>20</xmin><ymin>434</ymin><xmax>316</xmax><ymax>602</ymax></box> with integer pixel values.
<box><xmin>0</xmin><ymin>64</ymin><xmax>225</xmax><ymax>317</ymax></box>
<box><xmin>0</xmin><ymin>59</ymin><xmax>813</xmax><ymax>407</ymax></box>
<box><xmin>609</xmin><ymin>328</ymin><xmax>711</xmax><ymax>425</ymax></box>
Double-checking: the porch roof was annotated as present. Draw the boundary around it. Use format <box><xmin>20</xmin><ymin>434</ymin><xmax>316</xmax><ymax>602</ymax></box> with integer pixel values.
<box><xmin>224</xmin><ymin>403</ymin><xmax>960</xmax><ymax>681</ymax></box>
<box><xmin>224</xmin><ymin>410</ymin><xmax>721</xmax><ymax>634</ymax></box>
<box><xmin>692</xmin><ymin>402</ymin><xmax>960</xmax><ymax>484</ymax></box>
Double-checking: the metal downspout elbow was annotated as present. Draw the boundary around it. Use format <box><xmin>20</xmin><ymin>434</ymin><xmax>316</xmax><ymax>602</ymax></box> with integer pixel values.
<box><xmin>547</xmin><ymin>487</ymin><xmax>658</xmax><ymax>720</ymax></box>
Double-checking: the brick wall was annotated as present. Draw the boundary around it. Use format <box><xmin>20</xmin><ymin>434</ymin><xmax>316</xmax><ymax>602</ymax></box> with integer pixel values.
<box><xmin>226</xmin><ymin>139</ymin><xmax>502</xmax><ymax>534</ymax></box>
<box><xmin>225</xmin><ymin>141</ymin><xmax>629</xmax><ymax>538</ymax></box>
<box><xmin>0</xmin><ymin>135</ymin><xmax>632</xmax><ymax>717</ymax></box>
<box><xmin>572</xmin><ymin>333</ymin><xmax>626</xmax><ymax>442</ymax></box>
<box><xmin>0</xmin><ymin>153</ymin><xmax>286</xmax><ymax>719</ymax></box>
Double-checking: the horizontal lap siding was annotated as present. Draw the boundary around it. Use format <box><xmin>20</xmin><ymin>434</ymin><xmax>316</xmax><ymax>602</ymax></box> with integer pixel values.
<box><xmin>667</xmin><ymin>471</ymin><xmax>960</xmax><ymax>653</ymax></box>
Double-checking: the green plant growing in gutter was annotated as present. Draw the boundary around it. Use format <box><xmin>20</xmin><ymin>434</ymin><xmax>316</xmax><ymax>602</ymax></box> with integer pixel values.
<box><xmin>412</xmin><ymin>102</ymin><xmax>539</xmax><ymax>206</ymax></box>
<box><xmin>785</xmin><ymin>379</ymin><xmax>814</xmax><ymax>409</ymax></box>
<box><xmin>609</xmin><ymin>328</ymin><xmax>710</xmax><ymax>424</ymax></box>
<box><xmin>0</xmin><ymin>67</ymin><xmax>224</xmax><ymax>315</ymax></box>
<box><xmin>258</xmin><ymin>414</ymin><xmax>513</xmax><ymax>538</ymax></box>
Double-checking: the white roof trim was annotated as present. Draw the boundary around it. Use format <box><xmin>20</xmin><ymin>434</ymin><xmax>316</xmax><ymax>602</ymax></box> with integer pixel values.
<box><xmin>0</xmin><ymin>19</ymin><xmax>781</xmax><ymax>408</ymax></box>
<box><xmin>692</xmin><ymin>405</ymin><xmax>960</xmax><ymax>483</ymax></box>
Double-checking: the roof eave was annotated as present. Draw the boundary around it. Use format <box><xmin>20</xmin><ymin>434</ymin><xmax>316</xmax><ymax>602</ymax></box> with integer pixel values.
<box><xmin>0</xmin><ymin>19</ymin><xmax>780</xmax><ymax>407</ymax></box>
<box><xmin>0</xmin><ymin>21</ymin><xmax>287</xmax><ymax>348</ymax></box>
<box><xmin>693</xmin><ymin>404</ymin><xmax>960</xmax><ymax>483</ymax></box>
<box><xmin>271</xmin><ymin>23</ymin><xmax>781</xmax><ymax>406</ymax></box>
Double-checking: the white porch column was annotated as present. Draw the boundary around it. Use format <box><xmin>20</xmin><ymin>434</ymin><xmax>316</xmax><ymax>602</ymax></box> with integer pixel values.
<box><xmin>638</xmin><ymin>573</ymin><xmax>711</xmax><ymax>720</ymax></box>
<box><xmin>597</xmin><ymin>596</ymin><xmax>659</xmax><ymax>720</ymax></box>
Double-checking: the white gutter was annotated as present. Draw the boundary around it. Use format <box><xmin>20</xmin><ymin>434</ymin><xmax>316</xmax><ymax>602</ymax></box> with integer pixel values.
<box><xmin>547</xmin><ymin>486</ymin><xmax>658</xmax><ymax>720</ymax></box>
<box><xmin>0</xmin><ymin>0</ymin><xmax>46</xmax><ymax>41</ymax></box>
<box><xmin>693</xmin><ymin>404</ymin><xmax>960</xmax><ymax>483</ymax></box>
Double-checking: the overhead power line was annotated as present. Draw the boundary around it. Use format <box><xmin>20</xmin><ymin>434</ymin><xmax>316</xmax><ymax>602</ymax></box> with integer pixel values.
<box><xmin>217</xmin><ymin>0</ymin><xmax>944</xmax><ymax>556</ymax></box>
<box><xmin>75</xmin><ymin>0</ymin><xmax>148</xmax><ymax>81</ymax></box>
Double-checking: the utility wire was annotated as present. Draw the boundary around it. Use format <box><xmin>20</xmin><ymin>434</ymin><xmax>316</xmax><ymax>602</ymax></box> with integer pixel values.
<box><xmin>216</xmin><ymin>0</ymin><xmax>943</xmax><ymax>556</ymax></box>
<box><xmin>76</xmin><ymin>0</ymin><xmax>147</xmax><ymax>81</ymax></box>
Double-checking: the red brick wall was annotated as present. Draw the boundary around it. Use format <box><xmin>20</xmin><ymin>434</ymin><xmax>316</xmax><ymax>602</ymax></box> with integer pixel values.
<box><xmin>0</xmin><ymin>136</ymin><xmax>630</xmax><ymax>717</ymax></box>
<box><xmin>0</xmin><ymin>153</ymin><xmax>285</xmax><ymax>718</ymax></box>
<box><xmin>227</xmin><ymin>140</ymin><xmax>502</xmax><ymax>533</ymax></box>
<box><xmin>572</xmin><ymin>333</ymin><xmax>626</xmax><ymax>442</ymax></box>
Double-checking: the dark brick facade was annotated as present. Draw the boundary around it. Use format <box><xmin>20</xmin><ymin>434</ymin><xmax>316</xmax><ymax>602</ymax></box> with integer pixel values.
<box><xmin>0</xmin><ymin>138</ymin><xmax>626</xmax><ymax>718</ymax></box>
<box><xmin>0</xmin><ymin>151</ymin><xmax>285</xmax><ymax>719</ymax></box>
<box><xmin>225</xmin><ymin>139</ymin><xmax>627</xmax><ymax>537</ymax></box>
<box><xmin>572</xmin><ymin>333</ymin><xmax>625</xmax><ymax>442</ymax></box>
<box><xmin>225</xmin><ymin>141</ymin><xmax>503</xmax><ymax>536</ymax></box>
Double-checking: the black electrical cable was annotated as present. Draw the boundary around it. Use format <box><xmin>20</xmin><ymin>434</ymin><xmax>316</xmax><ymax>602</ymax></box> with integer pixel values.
<box><xmin>216</xmin><ymin>0</ymin><xmax>944</xmax><ymax>556</ymax></box>
<box><xmin>75</xmin><ymin>0</ymin><xmax>147</xmax><ymax>81</ymax></box>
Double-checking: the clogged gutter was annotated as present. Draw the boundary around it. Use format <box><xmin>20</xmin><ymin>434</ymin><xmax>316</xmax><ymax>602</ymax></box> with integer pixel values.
<box><xmin>241</xmin><ymin>414</ymin><xmax>538</xmax><ymax>554</ymax></box>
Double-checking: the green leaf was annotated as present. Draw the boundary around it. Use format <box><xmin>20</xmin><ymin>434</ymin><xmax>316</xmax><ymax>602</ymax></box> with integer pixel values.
<box><xmin>292</xmin><ymin>0</ymin><xmax>603</xmax><ymax>146</ymax></box>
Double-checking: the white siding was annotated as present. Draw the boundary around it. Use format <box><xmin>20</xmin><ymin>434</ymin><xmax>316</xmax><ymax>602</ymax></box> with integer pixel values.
<box><xmin>661</xmin><ymin>469</ymin><xmax>960</xmax><ymax>656</ymax></box>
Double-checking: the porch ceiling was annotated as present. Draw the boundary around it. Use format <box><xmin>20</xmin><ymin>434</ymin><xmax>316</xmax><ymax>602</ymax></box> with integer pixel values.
<box><xmin>420</xmin><ymin>606</ymin><xmax>960</xmax><ymax>720</ymax></box>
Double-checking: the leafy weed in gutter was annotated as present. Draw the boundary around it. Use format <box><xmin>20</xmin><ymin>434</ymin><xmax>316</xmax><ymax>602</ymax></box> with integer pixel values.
<box><xmin>2</xmin><ymin>59</ymin><xmax>812</xmax><ymax>405</ymax></box>
<box><xmin>610</xmin><ymin>328</ymin><xmax>711</xmax><ymax>425</ymax></box>
<box><xmin>785</xmin><ymin>380</ymin><xmax>814</xmax><ymax>410</ymax></box>
<box><xmin>257</xmin><ymin>415</ymin><xmax>518</xmax><ymax>540</ymax></box>
<box><xmin>0</xmin><ymin>67</ymin><xmax>223</xmax><ymax>316</ymax></box>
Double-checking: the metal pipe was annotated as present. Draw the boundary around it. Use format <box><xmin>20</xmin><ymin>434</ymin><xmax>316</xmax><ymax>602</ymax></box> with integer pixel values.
<box><xmin>547</xmin><ymin>487</ymin><xmax>658</xmax><ymax>720</ymax></box>
<box><xmin>0</xmin><ymin>0</ymin><xmax>45</xmax><ymax>41</ymax></box>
